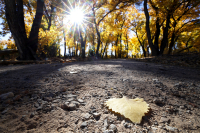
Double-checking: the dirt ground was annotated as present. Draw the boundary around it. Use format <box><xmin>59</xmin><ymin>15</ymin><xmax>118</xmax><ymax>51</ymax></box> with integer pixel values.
<box><xmin>0</xmin><ymin>59</ymin><xmax>200</xmax><ymax>133</ymax></box>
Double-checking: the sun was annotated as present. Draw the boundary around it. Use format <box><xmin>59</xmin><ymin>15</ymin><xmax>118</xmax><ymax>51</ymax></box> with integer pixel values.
<box><xmin>63</xmin><ymin>7</ymin><xmax>85</xmax><ymax>26</ymax></box>
<box><xmin>62</xmin><ymin>0</ymin><xmax>92</xmax><ymax>32</ymax></box>
<box><xmin>69</xmin><ymin>8</ymin><xmax>85</xmax><ymax>24</ymax></box>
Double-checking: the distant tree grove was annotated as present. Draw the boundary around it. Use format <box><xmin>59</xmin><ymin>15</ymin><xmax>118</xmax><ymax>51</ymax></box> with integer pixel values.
<box><xmin>0</xmin><ymin>0</ymin><xmax>200</xmax><ymax>60</ymax></box>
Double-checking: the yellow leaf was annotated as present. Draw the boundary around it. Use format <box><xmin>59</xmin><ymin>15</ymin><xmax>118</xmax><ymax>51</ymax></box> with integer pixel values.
<box><xmin>105</xmin><ymin>96</ymin><xmax>149</xmax><ymax>123</ymax></box>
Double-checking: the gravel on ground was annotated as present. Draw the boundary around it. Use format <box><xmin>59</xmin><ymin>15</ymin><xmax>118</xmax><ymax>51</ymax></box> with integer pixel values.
<box><xmin>0</xmin><ymin>59</ymin><xmax>200</xmax><ymax>133</ymax></box>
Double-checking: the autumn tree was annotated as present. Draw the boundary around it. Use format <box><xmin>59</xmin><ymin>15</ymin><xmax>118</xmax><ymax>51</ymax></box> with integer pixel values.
<box><xmin>167</xmin><ymin>0</ymin><xmax>200</xmax><ymax>54</ymax></box>
<box><xmin>128</xmin><ymin>7</ymin><xmax>147</xmax><ymax>57</ymax></box>
<box><xmin>92</xmin><ymin>0</ymin><xmax>136</xmax><ymax>57</ymax></box>
<box><xmin>3</xmin><ymin>0</ymin><xmax>44</xmax><ymax>60</ymax></box>
<box><xmin>144</xmin><ymin>0</ymin><xmax>200</xmax><ymax>56</ymax></box>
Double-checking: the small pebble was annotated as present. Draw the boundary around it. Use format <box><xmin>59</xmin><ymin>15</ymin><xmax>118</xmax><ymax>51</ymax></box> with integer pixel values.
<box><xmin>109</xmin><ymin>124</ymin><xmax>117</xmax><ymax>132</ymax></box>
<box><xmin>30</xmin><ymin>112</ymin><xmax>35</xmax><ymax>118</ymax></box>
<box><xmin>84</xmin><ymin>113</ymin><xmax>91</xmax><ymax>120</ymax></box>
<box><xmin>78</xmin><ymin>99</ymin><xmax>84</xmax><ymax>103</ymax></box>
<box><xmin>80</xmin><ymin>122</ymin><xmax>87</xmax><ymax>128</ymax></box>
<box><xmin>165</xmin><ymin>125</ymin><xmax>178</xmax><ymax>132</ymax></box>
<box><xmin>93</xmin><ymin>112</ymin><xmax>101</xmax><ymax>118</ymax></box>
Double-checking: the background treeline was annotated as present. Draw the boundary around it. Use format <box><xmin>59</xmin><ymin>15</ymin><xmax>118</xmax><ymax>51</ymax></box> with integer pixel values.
<box><xmin>0</xmin><ymin>0</ymin><xmax>199</xmax><ymax>60</ymax></box>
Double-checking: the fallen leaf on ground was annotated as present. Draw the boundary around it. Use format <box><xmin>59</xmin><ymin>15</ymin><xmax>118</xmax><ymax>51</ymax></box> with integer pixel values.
<box><xmin>105</xmin><ymin>96</ymin><xmax>149</xmax><ymax>123</ymax></box>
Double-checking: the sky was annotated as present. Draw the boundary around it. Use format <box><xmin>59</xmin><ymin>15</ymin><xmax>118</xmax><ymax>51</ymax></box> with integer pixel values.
<box><xmin>0</xmin><ymin>19</ymin><xmax>11</xmax><ymax>50</ymax></box>
<box><xmin>0</xmin><ymin>19</ymin><xmax>10</xmax><ymax>39</ymax></box>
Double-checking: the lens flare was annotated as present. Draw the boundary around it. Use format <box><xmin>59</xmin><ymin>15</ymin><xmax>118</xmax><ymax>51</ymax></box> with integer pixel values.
<box><xmin>61</xmin><ymin>0</ymin><xmax>94</xmax><ymax>33</ymax></box>
<box><xmin>69</xmin><ymin>8</ymin><xmax>84</xmax><ymax>24</ymax></box>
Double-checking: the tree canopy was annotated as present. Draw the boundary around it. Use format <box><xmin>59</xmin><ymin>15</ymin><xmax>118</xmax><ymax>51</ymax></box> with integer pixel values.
<box><xmin>0</xmin><ymin>0</ymin><xmax>200</xmax><ymax>59</ymax></box>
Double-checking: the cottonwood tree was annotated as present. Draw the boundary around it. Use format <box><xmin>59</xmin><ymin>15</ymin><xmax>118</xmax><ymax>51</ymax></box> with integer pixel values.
<box><xmin>92</xmin><ymin>0</ymin><xmax>136</xmax><ymax>58</ymax></box>
<box><xmin>4</xmin><ymin>0</ymin><xmax>44</xmax><ymax>60</ymax></box>
<box><xmin>144</xmin><ymin>0</ymin><xmax>200</xmax><ymax>56</ymax></box>
<box><xmin>128</xmin><ymin>7</ymin><xmax>147</xmax><ymax>57</ymax></box>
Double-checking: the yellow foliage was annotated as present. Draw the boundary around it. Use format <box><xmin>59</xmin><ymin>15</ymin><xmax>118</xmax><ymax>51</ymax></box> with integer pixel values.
<box><xmin>0</xmin><ymin>40</ymin><xmax>16</xmax><ymax>50</ymax></box>
<box><xmin>130</xmin><ymin>36</ymin><xmax>140</xmax><ymax>55</ymax></box>
<box><xmin>38</xmin><ymin>26</ymin><xmax>62</xmax><ymax>52</ymax></box>
<box><xmin>0</xmin><ymin>43</ymin><xmax>3</xmax><ymax>50</ymax></box>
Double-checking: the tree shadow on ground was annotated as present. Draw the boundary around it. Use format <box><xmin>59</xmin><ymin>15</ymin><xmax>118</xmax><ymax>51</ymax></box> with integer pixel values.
<box><xmin>0</xmin><ymin>59</ymin><xmax>200</xmax><ymax>132</ymax></box>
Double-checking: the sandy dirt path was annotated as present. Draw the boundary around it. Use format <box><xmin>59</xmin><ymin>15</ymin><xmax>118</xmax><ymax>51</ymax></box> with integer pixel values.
<box><xmin>0</xmin><ymin>59</ymin><xmax>200</xmax><ymax>133</ymax></box>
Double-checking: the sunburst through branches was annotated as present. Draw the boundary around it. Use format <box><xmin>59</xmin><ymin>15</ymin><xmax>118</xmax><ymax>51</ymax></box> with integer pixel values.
<box><xmin>61</xmin><ymin>0</ymin><xmax>92</xmax><ymax>34</ymax></box>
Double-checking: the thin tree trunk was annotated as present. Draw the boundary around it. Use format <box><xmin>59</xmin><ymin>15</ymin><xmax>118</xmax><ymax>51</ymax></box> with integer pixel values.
<box><xmin>92</xmin><ymin>8</ymin><xmax>101</xmax><ymax>58</ymax></box>
<box><xmin>44</xmin><ymin>4</ymin><xmax>54</xmax><ymax>31</ymax></box>
<box><xmin>28</xmin><ymin>0</ymin><xmax>44</xmax><ymax>53</ymax></box>
<box><xmin>106</xmin><ymin>49</ymin><xmax>108</xmax><ymax>58</ymax></box>
<box><xmin>119</xmin><ymin>34</ymin><xmax>122</xmax><ymax>58</ymax></box>
<box><xmin>160</xmin><ymin>13</ymin><xmax>170</xmax><ymax>55</ymax></box>
<box><xmin>64</xmin><ymin>33</ymin><xmax>66</xmax><ymax>57</ymax></box>
<box><xmin>144</xmin><ymin>0</ymin><xmax>157</xmax><ymax>56</ymax></box>
<box><xmin>48</xmin><ymin>5</ymin><xmax>54</xmax><ymax>30</ymax></box>
<box><xmin>141</xmin><ymin>44</ymin><xmax>146</xmax><ymax>57</ymax></box>
<box><xmin>102</xmin><ymin>42</ymin><xmax>108</xmax><ymax>58</ymax></box>
<box><xmin>80</xmin><ymin>31</ymin><xmax>86</xmax><ymax>58</ymax></box>
<box><xmin>147</xmin><ymin>46</ymin><xmax>150</xmax><ymax>57</ymax></box>
<box><xmin>115</xmin><ymin>35</ymin><xmax>119</xmax><ymax>58</ymax></box>
<box><xmin>154</xmin><ymin>16</ymin><xmax>160</xmax><ymax>54</ymax></box>
<box><xmin>126</xmin><ymin>34</ymin><xmax>129</xmax><ymax>58</ymax></box>
<box><xmin>68</xmin><ymin>46</ymin><xmax>71</xmax><ymax>58</ymax></box>
<box><xmin>60</xmin><ymin>16</ymin><xmax>66</xmax><ymax>58</ymax></box>
<box><xmin>177</xmin><ymin>46</ymin><xmax>193</xmax><ymax>54</ymax></box>
<box><xmin>111</xmin><ymin>44</ymin><xmax>113</xmax><ymax>58</ymax></box>
<box><xmin>168</xmin><ymin>32</ymin><xmax>175</xmax><ymax>55</ymax></box>
<box><xmin>100</xmin><ymin>43</ymin><xmax>104</xmax><ymax>57</ymax></box>
<box><xmin>135</xmin><ymin>29</ymin><xmax>146</xmax><ymax>57</ymax></box>
<box><xmin>76</xmin><ymin>41</ymin><xmax>78</xmax><ymax>57</ymax></box>
<box><xmin>92</xmin><ymin>24</ymin><xmax>95</xmax><ymax>47</ymax></box>
<box><xmin>73</xmin><ymin>34</ymin><xmax>76</xmax><ymax>57</ymax></box>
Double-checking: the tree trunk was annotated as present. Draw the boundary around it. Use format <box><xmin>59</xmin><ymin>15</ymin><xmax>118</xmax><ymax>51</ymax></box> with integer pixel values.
<box><xmin>168</xmin><ymin>32</ymin><xmax>175</xmax><ymax>55</ymax></box>
<box><xmin>168</xmin><ymin>19</ymin><xmax>180</xmax><ymax>55</ymax></box>
<box><xmin>44</xmin><ymin>4</ymin><xmax>54</xmax><ymax>31</ymax></box>
<box><xmin>95</xmin><ymin>27</ymin><xmax>101</xmax><ymax>58</ymax></box>
<box><xmin>91</xmin><ymin>24</ymin><xmax>95</xmax><ymax>55</ymax></box>
<box><xmin>68</xmin><ymin>46</ymin><xmax>71</xmax><ymax>58</ymax></box>
<box><xmin>154</xmin><ymin>16</ymin><xmax>160</xmax><ymax>54</ymax></box>
<box><xmin>135</xmin><ymin>29</ymin><xmax>146</xmax><ymax>57</ymax></box>
<box><xmin>64</xmin><ymin>35</ymin><xmax>66</xmax><ymax>57</ymax></box>
<box><xmin>147</xmin><ymin>46</ymin><xmax>150</xmax><ymax>57</ymax></box>
<box><xmin>160</xmin><ymin>13</ymin><xmax>170</xmax><ymax>55</ymax></box>
<box><xmin>141</xmin><ymin>44</ymin><xmax>146</xmax><ymax>57</ymax></box>
<box><xmin>111</xmin><ymin>44</ymin><xmax>113</xmax><ymax>58</ymax></box>
<box><xmin>119</xmin><ymin>34</ymin><xmax>122</xmax><ymax>58</ymax></box>
<box><xmin>76</xmin><ymin>41</ymin><xmax>78</xmax><ymax>57</ymax></box>
<box><xmin>28</xmin><ymin>0</ymin><xmax>44</xmax><ymax>55</ymax></box>
<box><xmin>144</xmin><ymin>0</ymin><xmax>157</xmax><ymax>56</ymax></box>
<box><xmin>92</xmin><ymin>8</ymin><xmax>101</xmax><ymax>58</ymax></box>
<box><xmin>62</xmin><ymin>17</ymin><xmax>66</xmax><ymax>57</ymax></box>
<box><xmin>115</xmin><ymin>35</ymin><xmax>119</xmax><ymax>58</ymax></box>
<box><xmin>100</xmin><ymin>43</ymin><xmax>104</xmax><ymax>57</ymax></box>
<box><xmin>126</xmin><ymin>34</ymin><xmax>128</xmax><ymax>58</ymax></box>
<box><xmin>80</xmin><ymin>31</ymin><xmax>86</xmax><ymax>58</ymax></box>
<box><xmin>4</xmin><ymin>0</ymin><xmax>44</xmax><ymax>60</ymax></box>
<box><xmin>63</xmin><ymin>29</ymin><xmax>66</xmax><ymax>57</ymax></box>
<box><xmin>48</xmin><ymin>5</ymin><xmax>54</xmax><ymax>30</ymax></box>
<box><xmin>106</xmin><ymin>48</ymin><xmax>108</xmax><ymax>58</ymax></box>
<box><xmin>5</xmin><ymin>0</ymin><xmax>30</xmax><ymax>59</ymax></box>
<box><xmin>177</xmin><ymin>46</ymin><xmax>193</xmax><ymax>54</ymax></box>
<box><xmin>102</xmin><ymin>42</ymin><xmax>108</xmax><ymax>58</ymax></box>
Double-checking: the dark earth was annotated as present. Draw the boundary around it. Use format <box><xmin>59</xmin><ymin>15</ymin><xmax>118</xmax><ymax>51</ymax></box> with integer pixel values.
<box><xmin>0</xmin><ymin>57</ymin><xmax>200</xmax><ymax>133</ymax></box>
